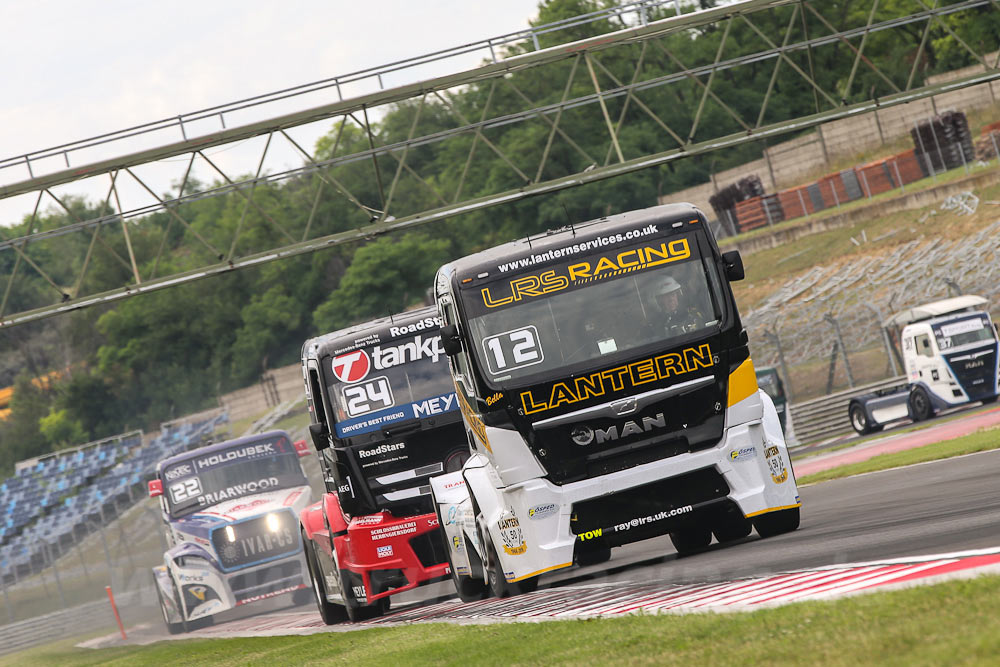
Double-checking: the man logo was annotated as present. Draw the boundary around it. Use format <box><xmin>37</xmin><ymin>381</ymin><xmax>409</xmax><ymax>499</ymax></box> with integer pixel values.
<box><xmin>331</xmin><ymin>349</ymin><xmax>371</xmax><ymax>383</ymax></box>
<box><xmin>571</xmin><ymin>425</ymin><xmax>594</xmax><ymax>446</ymax></box>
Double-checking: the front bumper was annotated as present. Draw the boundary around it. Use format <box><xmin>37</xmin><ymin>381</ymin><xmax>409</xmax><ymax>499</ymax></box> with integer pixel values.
<box><xmin>334</xmin><ymin>511</ymin><xmax>450</xmax><ymax>603</ymax></box>
<box><xmin>162</xmin><ymin>550</ymin><xmax>309</xmax><ymax>621</ymax></box>
<box><xmin>479</xmin><ymin>392</ymin><xmax>800</xmax><ymax>582</ymax></box>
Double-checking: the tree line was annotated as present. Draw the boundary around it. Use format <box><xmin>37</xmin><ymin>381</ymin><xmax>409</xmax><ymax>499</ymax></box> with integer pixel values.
<box><xmin>1</xmin><ymin>0</ymin><xmax>996</xmax><ymax>474</ymax></box>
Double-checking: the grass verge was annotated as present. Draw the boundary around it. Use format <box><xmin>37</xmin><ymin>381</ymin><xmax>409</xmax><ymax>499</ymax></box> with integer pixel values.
<box><xmin>797</xmin><ymin>426</ymin><xmax>1000</xmax><ymax>485</ymax></box>
<box><xmin>10</xmin><ymin>574</ymin><xmax>1000</xmax><ymax>666</ymax></box>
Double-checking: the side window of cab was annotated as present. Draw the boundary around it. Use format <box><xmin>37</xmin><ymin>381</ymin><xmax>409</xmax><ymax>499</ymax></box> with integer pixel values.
<box><xmin>439</xmin><ymin>296</ymin><xmax>477</xmax><ymax>398</ymax></box>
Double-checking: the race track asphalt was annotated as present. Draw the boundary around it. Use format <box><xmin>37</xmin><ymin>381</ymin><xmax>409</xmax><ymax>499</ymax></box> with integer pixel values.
<box><xmin>104</xmin><ymin>446</ymin><xmax>1000</xmax><ymax>644</ymax></box>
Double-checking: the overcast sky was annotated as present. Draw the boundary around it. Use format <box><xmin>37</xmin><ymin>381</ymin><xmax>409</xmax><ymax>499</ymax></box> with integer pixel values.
<box><xmin>0</xmin><ymin>0</ymin><xmax>542</xmax><ymax>223</ymax></box>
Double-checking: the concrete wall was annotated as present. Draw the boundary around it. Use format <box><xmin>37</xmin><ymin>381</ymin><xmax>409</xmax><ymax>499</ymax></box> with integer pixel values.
<box><xmin>217</xmin><ymin>364</ymin><xmax>305</xmax><ymax>424</ymax></box>
<box><xmin>661</xmin><ymin>59</ymin><xmax>1000</xmax><ymax>213</ymax></box>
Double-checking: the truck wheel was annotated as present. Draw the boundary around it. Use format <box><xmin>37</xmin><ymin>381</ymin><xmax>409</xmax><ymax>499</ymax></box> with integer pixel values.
<box><xmin>910</xmin><ymin>387</ymin><xmax>933</xmax><ymax>421</ymax></box>
<box><xmin>302</xmin><ymin>530</ymin><xmax>348</xmax><ymax>625</ymax></box>
<box><xmin>485</xmin><ymin>540</ymin><xmax>537</xmax><ymax>598</ymax></box>
<box><xmin>338</xmin><ymin>568</ymin><xmax>389</xmax><ymax>622</ymax></box>
<box><xmin>157</xmin><ymin>579</ymin><xmax>186</xmax><ymax>635</ymax></box>
<box><xmin>292</xmin><ymin>585</ymin><xmax>315</xmax><ymax>607</ymax></box>
<box><xmin>753</xmin><ymin>507</ymin><xmax>801</xmax><ymax>538</ymax></box>
<box><xmin>575</xmin><ymin>539</ymin><xmax>612</xmax><ymax>566</ymax></box>
<box><xmin>849</xmin><ymin>404</ymin><xmax>873</xmax><ymax>435</ymax></box>
<box><xmin>713</xmin><ymin>515</ymin><xmax>752</xmax><ymax>543</ymax></box>
<box><xmin>449</xmin><ymin>535</ymin><xmax>488</xmax><ymax>603</ymax></box>
<box><xmin>669</xmin><ymin>527</ymin><xmax>712</xmax><ymax>555</ymax></box>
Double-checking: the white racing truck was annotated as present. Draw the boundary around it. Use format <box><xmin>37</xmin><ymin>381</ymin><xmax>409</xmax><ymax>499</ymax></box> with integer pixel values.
<box><xmin>848</xmin><ymin>295</ymin><xmax>999</xmax><ymax>435</ymax></box>
<box><xmin>428</xmin><ymin>203</ymin><xmax>801</xmax><ymax>599</ymax></box>
<box><xmin>149</xmin><ymin>431</ymin><xmax>314</xmax><ymax>633</ymax></box>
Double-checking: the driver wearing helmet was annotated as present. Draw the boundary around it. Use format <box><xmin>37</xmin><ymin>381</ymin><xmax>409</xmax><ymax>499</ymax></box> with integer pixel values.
<box><xmin>654</xmin><ymin>275</ymin><xmax>704</xmax><ymax>334</ymax></box>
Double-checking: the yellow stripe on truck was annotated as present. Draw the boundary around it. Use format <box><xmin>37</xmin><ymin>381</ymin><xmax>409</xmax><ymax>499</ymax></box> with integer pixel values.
<box><xmin>727</xmin><ymin>357</ymin><xmax>758</xmax><ymax>407</ymax></box>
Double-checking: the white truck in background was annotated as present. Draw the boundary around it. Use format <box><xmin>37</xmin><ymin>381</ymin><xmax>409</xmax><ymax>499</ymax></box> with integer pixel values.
<box><xmin>848</xmin><ymin>295</ymin><xmax>999</xmax><ymax>434</ymax></box>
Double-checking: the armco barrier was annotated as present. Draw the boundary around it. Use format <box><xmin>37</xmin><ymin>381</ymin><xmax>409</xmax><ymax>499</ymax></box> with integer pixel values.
<box><xmin>0</xmin><ymin>592</ymin><xmax>136</xmax><ymax>657</ymax></box>
<box><xmin>789</xmin><ymin>376</ymin><xmax>907</xmax><ymax>446</ymax></box>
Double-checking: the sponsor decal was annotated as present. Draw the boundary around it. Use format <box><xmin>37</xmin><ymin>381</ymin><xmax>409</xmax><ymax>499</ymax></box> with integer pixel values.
<box><xmin>520</xmin><ymin>344</ymin><xmax>713</xmax><ymax>415</ymax></box>
<box><xmin>427</xmin><ymin>517</ymin><xmax>439</xmax><ymax>528</ymax></box>
<box><xmin>370</xmin><ymin>521</ymin><xmax>418</xmax><ymax>541</ymax></box>
<box><xmin>197</xmin><ymin>478</ymin><xmax>281</xmax><ymax>506</ymax></box>
<box><xmin>331</xmin><ymin>335</ymin><xmax>445</xmax><ymax>385</ymax></box>
<box><xmin>458</xmin><ymin>391</ymin><xmax>492</xmax><ymax>452</ymax></box>
<box><xmin>446</xmin><ymin>506</ymin><xmax>459</xmax><ymax>526</ymax></box>
<box><xmin>235</xmin><ymin>526</ymin><xmax>295</xmax><ymax>559</ymax></box>
<box><xmin>572</xmin><ymin>413</ymin><xmax>667</xmax><ymax>447</ymax></box>
<box><xmin>483</xmin><ymin>235</ymin><xmax>689</xmax><ymax>308</ymax></box>
<box><xmin>495</xmin><ymin>223</ymin><xmax>663</xmax><ymax>273</ymax></box>
<box><xmin>355</xmin><ymin>515</ymin><xmax>384</xmax><ymax>526</ymax></box>
<box><xmin>228</xmin><ymin>499</ymin><xmax>270</xmax><ymax>513</ymax></box>
<box><xmin>765</xmin><ymin>445</ymin><xmax>788</xmax><ymax>484</ymax></box>
<box><xmin>578</xmin><ymin>529</ymin><xmax>603</xmax><ymax>541</ymax></box>
<box><xmin>453</xmin><ymin>535</ymin><xmax>463</xmax><ymax>551</ymax></box>
<box><xmin>614</xmin><ymin>505</ymin><xmax>693</xmax><ymax>532</ymax></box>
<box><xmin>965</xmin><ymin>360</ymin><xmax>985</xmax><ymax>369</ymax></box>
<box><xmin>497</xmin><ymin>511</ymin><xmax>526</xmax><ymax>556</ymax></box>
<box><xmin>730</xmin><ymin>446</ymin><xmax>756</xmax><ymax>462</ymax></box>
<box><xmin>283</xmin><ymin>489</ymin><xmax>303</xmax><ymax>507</ymax></box>
<box><xmin>389</xmin><ymin>316</ymin><xmax>441</xmax><ymax>338</ymax></box>
<box><xmin>236</xmin><ymin>584</ymin><xmax>305</xmax><ymax>606</ymax></box>
<box><xmin>189</xmin><ymin>585</ymin><xmax>207</xmax><ymax>602</ymax></box>
<box><xmin>178</xmin><ymin>573</ymin><xmax>207</xmax><ymax>583</ymax></box>
<box><xmin>196</xmin><ymin>443</ymin><xmax>277</xmax><ymax>470</ymax></box>
<box><xmin>358</xmin><ymin>442</ymin><xmax>406</xmax><ymax>459</ymax></box>
<box><xmin>165</xmin><ymin>464</ymin><xmax>192</xmax><ymax>481</ymax></box>
<box><xmin>485</xmin><ymin>392</ymin><xmax>504</xmax><ymax>406</ymax></box>
<box><xmin>377</xmin><ymin>545</ymin><xmax>394</xmax><ymax>558</ymax></box>
<box><xmin>444</xmin><ymin>479</ymin><xmax>465</xmax><ymax>490</ymax></box>
<box><xmin>413</xmin><ymin>392</ymin><xmax>457</xmax><ymax>418</ymax></box>
<box><xmin>528</xmin><ymin>503</ymin><xmax>558</xmax><ymax>520</ymax></box>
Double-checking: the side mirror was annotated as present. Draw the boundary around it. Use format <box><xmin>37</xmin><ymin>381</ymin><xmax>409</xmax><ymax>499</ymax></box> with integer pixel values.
<box><xmin>722</xmin><ymin>250</ymin><xmax>745</xmax><ymax>282</ymax></box>
<box><xmin>148</xmin><ymin>479</ymin><xmax>163</xmax><ymax>498</ymax></box>
<box><xmin>440</xmin><ymin>324</ymin><xmax>463</xmax><ymax>356</ymax></box>
<box><xmin>309</xmin><ymin>422</ymin><xmax>331</xmax><ymax>451</ymax></box>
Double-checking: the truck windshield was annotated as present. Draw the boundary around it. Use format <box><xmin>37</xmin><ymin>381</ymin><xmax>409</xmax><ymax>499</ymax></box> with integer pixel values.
<box><xmin>324</xmin><ymin>337</ymin><xmax>457</xmax><ymax>439</ymax></box>
<box><xmin>163</xmin><ymin>435</ymin><xmax>306</xmax><ymax>518</ymax></box>
<box><xmin>463</xmin><ymin>233</ymin><xmax>724</xmax><ymax>387</ymax></box>
<box><xmin>933</xmin><ymin>315</ymin><xmax>995</xmax><ymax>351</ymax></box>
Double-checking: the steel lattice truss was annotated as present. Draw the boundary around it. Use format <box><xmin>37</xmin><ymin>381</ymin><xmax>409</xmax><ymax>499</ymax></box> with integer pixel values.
<box><xmin>2</xmin><ymin>0</ymin><xmax>1000</xmax><ymax>327</ymax></box>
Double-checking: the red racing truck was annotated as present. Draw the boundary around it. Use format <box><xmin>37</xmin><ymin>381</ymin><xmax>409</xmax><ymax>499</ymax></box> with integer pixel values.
<box><xmin>299</xmin><ymin>306</ymin><xmax>471</xmax><ymax>621</ymax></box>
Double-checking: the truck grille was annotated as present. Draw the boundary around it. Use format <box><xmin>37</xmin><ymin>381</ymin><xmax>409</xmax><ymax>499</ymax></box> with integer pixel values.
<box><xmin>211</xmin><ymin>511</ymin><xmax>300</xmax><ymax>571</ymax></box>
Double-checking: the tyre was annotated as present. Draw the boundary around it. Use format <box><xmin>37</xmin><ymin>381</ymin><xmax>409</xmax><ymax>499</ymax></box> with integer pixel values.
<box><xmin>575</xmin><ymin>539</ymin><xmax>612</xmax><ymax>566</ymax></box>
<box><xmin>485</xmin><ymin>539</ymin><xmax>537</xmax><ymax>598</ymax></box>
<box><xmin>909</xmin><ymin>387</ymin><xmax>933</xmax><ymax>422</ymax></box>
<box><xmin>753</xmin><ymin>507</ymin><xmax>801</xmax><ymax>538</ymax></box>
<box><xmin>448</xmin><ymin>536</ymin><xmax>489</xmax><ymax>603</ymax></box>
<box><xmin>849</xmin><ymin>403</ymin><xmax>873</xmax><ymax>435</ymax></box>
<box><xmin>337</xmin><ymin>567</ymin><xmax>389</xmax><ymax>622</ymax></box>
<box><xmin>302</xmin><ymin>530</ymin><xmax>348</xmax><ymax>625</ymax></box>
<box><xmin>156</xmin><ymin>579</ymin><xmax>186</xmax><ymax>635</ymax></box>
<box><xmin>292</xmin><ymin>585</ymin><xmax>315</xmax><ymax>607</ymax></box>
<box><xmin>669</xmin><ymin>527</ymin><xmax>712</xmax><ymax>555</ymax></box>
<box><xmin>713</xmin><ymin>515</ymin><xmax>752</xmax><ymax>543</ymax></box>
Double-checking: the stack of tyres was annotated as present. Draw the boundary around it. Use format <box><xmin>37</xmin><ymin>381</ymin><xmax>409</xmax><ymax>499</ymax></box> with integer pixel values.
<box><xmin>911</xmin><ymin>111</ymin><xmax>973</xmax><ymax>174</ymax></box>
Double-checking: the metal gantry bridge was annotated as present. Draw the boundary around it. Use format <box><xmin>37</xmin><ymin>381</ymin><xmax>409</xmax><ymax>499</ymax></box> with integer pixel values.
<box><xmin>2</xmin><ymin>0</ymin><xmax>1000</xmax><ymax>327</ymax></box>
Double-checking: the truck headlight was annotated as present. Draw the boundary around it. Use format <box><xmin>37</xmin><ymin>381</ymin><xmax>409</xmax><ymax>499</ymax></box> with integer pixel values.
<box><xmin>266</xmin><ymin>513</ymin><xmax>281</xmax><ymax>533</ymax></box>
<box><xmin>225</xmin><ymin>525</ymin><xmax>236</xmax><ymax>543</ymax></box>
